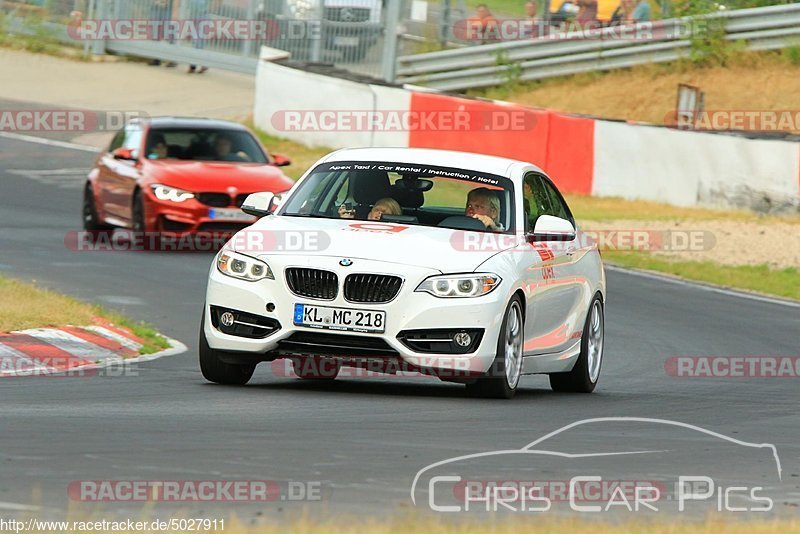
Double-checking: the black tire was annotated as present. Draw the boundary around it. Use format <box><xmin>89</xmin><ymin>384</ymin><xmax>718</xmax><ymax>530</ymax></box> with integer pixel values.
<box><xmin>199</xmin><ymin>314</ymin><xmax>255</xmax><ymax>385</ymax></box>
<box><xmin>466</xmin><ymin>295</ymin><xmax>524</xmax><ymax>399</ymax></box>
<box><xmin>292</xmin><ymin>357</ymin><xmax>341</xmax><ymax>380</ymax></box>
<box><xmin>549</xmin><ymin>294</ymin><xmax>604</xmax><ymax>393</ymax></box>
<box><xmin>82</xmin><ymin>183</ymin><xmax>113</xmax><ymax>232</ymax></box>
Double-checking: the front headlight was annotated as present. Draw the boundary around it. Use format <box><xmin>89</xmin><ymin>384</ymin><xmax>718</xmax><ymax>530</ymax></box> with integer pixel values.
<box><xmin>217</xmin><ymin>250</ymin><xmax>274</xmax><ymax>282</ymax></box>
<box><xmin>416</xmin><ymin>273</ymin><xmax>501</xmax><ymax>298</ymax></box>
<box><xmin>151</xmin><ymin>184</ymin><xmax>195</xmax><ymax>203</ymax></box>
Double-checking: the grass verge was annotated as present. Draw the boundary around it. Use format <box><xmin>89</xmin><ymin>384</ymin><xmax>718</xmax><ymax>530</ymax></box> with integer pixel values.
<box><xmin>566</xmin><ymin>194</ymin><xmax>800</xmax><ymax>223</ymax></box>
<box><xmin>602</xmin><ymin>251</ymin><xmax>800</xmax><ymax>301</ymax></box>
<box><xmin>247</xmin><ymin>122</ymin><xmax>332</xmax><ymax>180</ymax></box>
<box><xmin>0</xmin><ymin>275</ymin><xmax>169</xmax><ymax>355</ymax></box>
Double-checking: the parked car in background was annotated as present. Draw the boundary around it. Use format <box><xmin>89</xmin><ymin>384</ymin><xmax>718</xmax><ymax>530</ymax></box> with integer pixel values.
<box><xmin>83</xmin><ymin>117</ymin><xmax>294</xmax><ymax>237</ymax></box>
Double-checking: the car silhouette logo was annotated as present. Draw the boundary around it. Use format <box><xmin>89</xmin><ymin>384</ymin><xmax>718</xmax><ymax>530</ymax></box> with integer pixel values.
<box><xmin>339</xmin><ymin>259</ymin><xmax>353</xmax><ymax>267</ymax></box>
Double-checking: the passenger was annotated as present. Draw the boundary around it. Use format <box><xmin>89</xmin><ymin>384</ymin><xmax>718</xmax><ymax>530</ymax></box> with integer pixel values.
<box><xmin>147</xmin><ymin>134</ymin><xmax>168</xmax><ymax>159</ymax></box>
<box><xmin>367</xmin><ymin>197</ymin><xmax>402</xmax><ymax>221</ymax></box>
<box><xmin>465</xmin><ymin>187</ymin><xmax>504</xmax><ymax>231</ymax></box>
<box><xmin>337</xmin><ymin>197</ymin><xmax>402</xmax><ymax>220</ymax></box>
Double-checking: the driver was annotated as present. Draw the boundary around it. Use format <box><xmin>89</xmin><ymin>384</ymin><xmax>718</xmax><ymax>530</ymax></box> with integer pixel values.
<box><xmin>465</xmin><ymin>187</ymin><xmax>504</xmax><ymax>231</ymax></box>
<box><xmin>213</xmin><ymin>134</ymin><xmax>248</xmax><ymax>162</ymax></box>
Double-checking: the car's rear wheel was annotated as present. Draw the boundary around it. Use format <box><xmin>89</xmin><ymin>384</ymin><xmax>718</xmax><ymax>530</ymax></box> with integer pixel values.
<box><xmin>82</xmin><ymin>183</ymin><xmax>113</xmax><ymax>232</ymax></box>
<box><xmin>199</xmin><ymin>314</ymin><xmax>256</xmax><ymax>385</ymax></box>
<box><xmin>292</xmin><ymin>357</ymin><xmax>341</xmax><ymax>380</ymax></box>
<box><xmin>466</xmin><ymin>295</ymin><xmax>524</xmax><ymax>399</ymax></box>
<box><xmin>549</xmin><ymin>294</ymin><xmax>604</xmax><ymax>393</ymax></box>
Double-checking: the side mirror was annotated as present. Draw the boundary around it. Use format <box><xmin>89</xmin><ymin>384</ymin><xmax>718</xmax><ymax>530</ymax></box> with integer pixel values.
<box><xmin>241</xmin><ymin>192</ymin><xmax>275</xmax><ymax>217</ymax></box>
<box><xmin>112</xmin><ymin>148</ymin><xmax>136</xmax><ymax>161</ymax></box>
<box><xmin>271</xmin><ymin>153</ymin><xmax>291</xmax><ymax>167</ymax></box>
<box><xmin>528</xmin><ymin>215</ymin><xmax>576</xmax><ymax>242</ymax></box>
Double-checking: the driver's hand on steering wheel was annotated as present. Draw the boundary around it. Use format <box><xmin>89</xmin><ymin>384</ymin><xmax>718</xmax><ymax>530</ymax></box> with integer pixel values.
<box><xmin>471</xmin><ymin>213</ymin><xmax>497</xmax><ymax>230</ymax></box>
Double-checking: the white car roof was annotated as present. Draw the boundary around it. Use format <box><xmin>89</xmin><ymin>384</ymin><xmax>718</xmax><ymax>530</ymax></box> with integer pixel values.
<box><xmin>320</xmin><ymin>147</ymin><xmax>543</xmax><ymax>182</ymax></box>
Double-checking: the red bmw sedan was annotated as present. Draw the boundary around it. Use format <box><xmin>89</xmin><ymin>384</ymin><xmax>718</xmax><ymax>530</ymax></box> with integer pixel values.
<box><xmin>83</xmin><ymin>117</ymin><xmax>295</xmax><ymax>236</ymax></box>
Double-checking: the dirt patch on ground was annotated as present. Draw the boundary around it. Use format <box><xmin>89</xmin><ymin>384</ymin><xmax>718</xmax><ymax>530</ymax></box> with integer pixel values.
<box><xmin>580</xmin><ymin>219</ymin><xmax>800</xmax><ymax>269</ymax></box>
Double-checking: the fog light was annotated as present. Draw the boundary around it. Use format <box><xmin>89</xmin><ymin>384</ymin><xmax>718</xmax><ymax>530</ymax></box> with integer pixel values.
<box><xmin>220</xmin><ymin>312</ymin><xmax>235</xmax><ymax>327</ymax></box>
<box><xmin>453</xmin><ymin>332</ymin><xmax>471</xmax><ymax>347</ymax></box>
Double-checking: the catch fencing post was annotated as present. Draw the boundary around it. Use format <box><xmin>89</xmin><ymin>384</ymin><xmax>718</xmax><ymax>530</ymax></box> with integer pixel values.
<box><xmin>382</xmin><ymin>0</ymin><xmax>402</xmax><ymax>82</ymax></box>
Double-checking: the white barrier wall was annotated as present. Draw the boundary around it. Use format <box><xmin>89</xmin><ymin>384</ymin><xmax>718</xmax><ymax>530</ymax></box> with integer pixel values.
<box><xmin>254</xmin><ymin>59</ymin><xmax>410</xmax><ymax>149</ymax></box>
<box><xmin>592</xmin><ymin>121</ymin><xmax>800</xmax><ymax>210</ymax></box>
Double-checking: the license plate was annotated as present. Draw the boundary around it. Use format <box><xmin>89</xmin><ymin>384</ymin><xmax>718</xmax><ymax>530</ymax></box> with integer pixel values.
<box><xmin>293</xmin><ymin>303</ymin><xmax>386</xmax><ymax>333</ymax></box>
<box><xmin>333</xmin><ymin>36</ymin><xmax>360</xmax><ymax>47</ymax></box>
<box><xmin>209</xmin><ymin>208</ymin><xmax>257</xmax><ymax>222</ymax></box>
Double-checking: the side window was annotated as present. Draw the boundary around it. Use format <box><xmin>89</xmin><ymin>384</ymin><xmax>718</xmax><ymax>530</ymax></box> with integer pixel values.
<box><xmin>522</xmin><ymin>173</ymin><xmax>552</xmax><ymax>231</ymax></box>
<box><xmin>108</xmin><ymin>130</ymin><xmax>124</xmax><ymax>152</ymax></box>
<box><xmin>540</xmin><ymin>178</ymin><xmax>571</xmax><ymax>222</ymax></box>
<box><xmin>122</xmin><ymin>125</ymin><xmax>143</xmax><ymax>158</ymax></box>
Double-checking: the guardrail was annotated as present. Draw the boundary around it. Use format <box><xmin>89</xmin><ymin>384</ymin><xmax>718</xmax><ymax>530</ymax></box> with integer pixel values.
<box><xmin>396</xmin><ymin>3</ymin><xmax>800</xmax><ymax>91</ymax></box>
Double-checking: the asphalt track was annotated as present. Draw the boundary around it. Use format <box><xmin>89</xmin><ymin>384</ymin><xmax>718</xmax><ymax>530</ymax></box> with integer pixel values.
<box><xmin>0</xmin><ymin>133</ymin><xmax>798</xmax><ymax>522</ymax></box>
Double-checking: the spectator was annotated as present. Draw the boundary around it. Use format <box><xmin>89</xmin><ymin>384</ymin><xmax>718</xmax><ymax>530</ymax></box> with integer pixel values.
<box><xmin>467</xmin><ymin>4</ymin><xmax>499</xmax><ymax>44</ymax></box>
<box><xmin>610</xmin><ymin>0</ymin><xmax>633</xmax><ymax>23</ymax></box>
<box><xmin>574</xmin><ymin>0</ymin><xmax>598</xmax><ymax>25</ymax></box>
<box><xmin>631</xmin><ymin>0</ymin><xmax>651</xmax><ymax>21</ymax></box>
<box><xmin>524</xmin><ymin>0</ymin><xmax>544</xmax><ymax>38</ymax></box>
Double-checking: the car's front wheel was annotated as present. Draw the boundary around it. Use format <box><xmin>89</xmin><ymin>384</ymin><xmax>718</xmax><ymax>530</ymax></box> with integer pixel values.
<box><xmin>549</xmin><ymin>294</ymin><xmax>604</xmax><ymax>393</ymax></box>
<box><xmin>466</xmin><ymin>295</ymin><xmax>524</xmax><ymax>399</ymax></box>
<box><xmin>199</xmin><ymin>315</ymin><xmax>256</xmax><ymax>385</ymax></box>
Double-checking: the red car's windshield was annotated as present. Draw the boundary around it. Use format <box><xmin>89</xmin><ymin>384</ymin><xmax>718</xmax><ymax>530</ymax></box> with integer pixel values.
<box><xmin>145</xmin><ymin>128</ymin><xmax>269</xmax><ymax>164</ymax></box>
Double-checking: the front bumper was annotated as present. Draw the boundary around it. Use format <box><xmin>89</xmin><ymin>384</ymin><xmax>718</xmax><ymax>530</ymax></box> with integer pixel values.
<box><xmin>204</xmin><ymin>254</ymin><xmax>509</xmax><ymax>376</ymax></box>
<box><xmin>145</xmin><ymin>190</ymin><xmax>256</xmax><ymax>235</ymax></box>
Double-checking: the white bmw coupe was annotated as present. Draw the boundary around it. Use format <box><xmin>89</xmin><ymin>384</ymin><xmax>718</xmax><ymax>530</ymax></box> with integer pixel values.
<box><xmin>201</xmin><ymin>148</ymin><xmax>605</xmax><ymax>398</ymax></box>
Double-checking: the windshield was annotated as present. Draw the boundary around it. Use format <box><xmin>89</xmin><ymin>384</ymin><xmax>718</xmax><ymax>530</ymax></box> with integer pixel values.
<box><xmin>280</xmin><ymin>161</ymin><xmax>515</xmax><ymax>232</ymax></box>
<box><xmin>145</xmin><ymin>127</ymin><xmax>268</xmax><ymax>163</ymax></box>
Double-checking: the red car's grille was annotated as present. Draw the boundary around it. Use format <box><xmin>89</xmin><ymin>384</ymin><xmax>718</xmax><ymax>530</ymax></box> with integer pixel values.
<box><xmin>196</xmin><ymin>193</ymin><xmax>254</xmax><ymax>208</ymax></box>
<box><xmin>197</xmin><ymin>193</ymin><xmax>232</xmax><ymax>207</ymax></box>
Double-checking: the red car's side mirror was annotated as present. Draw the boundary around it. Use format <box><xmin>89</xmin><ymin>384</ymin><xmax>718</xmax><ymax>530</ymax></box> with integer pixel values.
<box><xmin>271</xmin><ymin>153</ymin><xmax>291</xmax><ymax>167</ymax></box>
<box><xmin>112</xmin><ymin>148</ymin><xmax>136</xmax><ymax>161</ymax></box>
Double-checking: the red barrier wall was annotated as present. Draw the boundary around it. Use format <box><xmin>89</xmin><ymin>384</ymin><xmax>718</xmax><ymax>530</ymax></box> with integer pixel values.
<box><xmin>408</xmin><ymin>92</ymin><xmax>594</xmax><ymax>194</ymax></box>
<box><xmin>544</xmin><ymin>112</ymin><xmax>595</xmax><ymax>195</ymax></box>
<box><xmin>408</xmin><ymin>91</ymin><xmax>550</xmax><ymax>166</ymax></box>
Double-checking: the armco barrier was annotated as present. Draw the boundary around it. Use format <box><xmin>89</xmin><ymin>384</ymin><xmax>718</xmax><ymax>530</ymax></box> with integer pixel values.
<box><xmin>254</xmin><ymin>54</ymin><xmax>800</xmax><ymax>211</ymax></box>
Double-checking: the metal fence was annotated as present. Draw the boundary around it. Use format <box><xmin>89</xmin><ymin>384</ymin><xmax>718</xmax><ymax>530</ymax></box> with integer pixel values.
<box><xmin>0</xmin><ymin>0</ymin><xmax>408</xmax><ymax>79</ymax></box>
<box><xmin>396</xmin><ymin>3</ymin><xmax>800</xmax><ymax>90</ymax></box>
